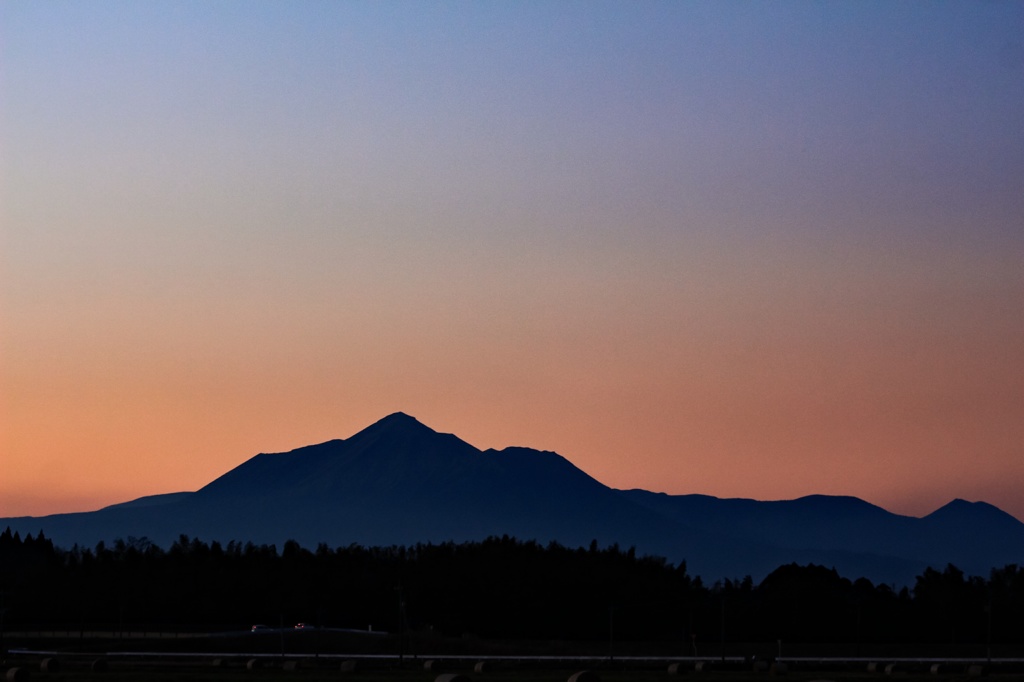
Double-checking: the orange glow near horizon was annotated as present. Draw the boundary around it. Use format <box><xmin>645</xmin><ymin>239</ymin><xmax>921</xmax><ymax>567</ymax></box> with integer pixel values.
<box><xmin>4</xmin><ymin>231</ymin><xmax>1021</xmax><ymax>521</ymax></box>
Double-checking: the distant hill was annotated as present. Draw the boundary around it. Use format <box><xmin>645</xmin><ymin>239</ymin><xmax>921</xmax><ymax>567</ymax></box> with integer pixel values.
<box><xmin>4</xmin><ymin>412</ymin><xmax>1022</xmax><ymax>585</ymax></box>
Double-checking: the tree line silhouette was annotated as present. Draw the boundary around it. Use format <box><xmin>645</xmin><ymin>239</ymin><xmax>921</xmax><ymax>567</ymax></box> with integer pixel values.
<box><xmin>3</xmin><ymin>528</ymin><xmax>1023</xmax><ymax>652</ymax></box>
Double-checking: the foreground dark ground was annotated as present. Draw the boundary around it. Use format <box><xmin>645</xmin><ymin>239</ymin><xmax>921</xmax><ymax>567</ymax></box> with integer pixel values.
<box><xmin>8</xmin><ymin>622</ymin><xmax>1024</xmax><ymax>655</ymax></box>
<box><xmin>5</xmin><ymin>629</ymin><xmax>1024</xmax><ymax>660</ymax></box>
<box><xmin>4</xmin><ymin>631</ymin><xmax>1024</xmax><ymax>682</ymax></box>
<box><xmin>4</xmin><ymin>650</ymin><xmax>1024</xmax><ymax>682</ymax></box>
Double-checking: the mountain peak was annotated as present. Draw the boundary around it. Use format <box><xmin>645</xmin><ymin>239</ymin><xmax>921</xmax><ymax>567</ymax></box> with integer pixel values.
<box><xmin>344</xmin><ymin>412</ymin><xmax>479</xmax><ymax>455</ymax></box>
<box><xmin>373</xmin><ymin>411</ymin><xmax>446</xmax><ymax>433</ymax></box>
<box><xmin>374</xmin><ymin>411</ymin><xmax>423</xmax><ymax>428</ymax></box>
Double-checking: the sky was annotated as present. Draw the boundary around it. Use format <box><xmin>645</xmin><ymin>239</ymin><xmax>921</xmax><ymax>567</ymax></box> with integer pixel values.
<box><xmin>2</xmin><ymin>1</ymin><xmax>1022</xmax><ymax>523</ymax></box>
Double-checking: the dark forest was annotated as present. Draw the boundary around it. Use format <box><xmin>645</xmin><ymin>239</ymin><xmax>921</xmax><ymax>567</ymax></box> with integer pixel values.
<box><xmin>3</xmin><ymin>528</ymin><xmax>1023</xmax><ymax>652</ymax></box>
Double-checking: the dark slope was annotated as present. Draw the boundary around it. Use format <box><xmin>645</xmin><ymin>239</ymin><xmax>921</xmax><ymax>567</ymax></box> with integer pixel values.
<box><xmin>101</xmin><ymin>492</ymin><xmax>194</xmax><ymax>510</ymax></box>
<box><xmin>915</xmin><ymin>499</ymin><xmax>1024</xmax><ymax>575</ymax></box>
<box><xmin>3</xmin><ymin>412</ymin><xmax>1022</xmax><ymax>585</ymax></box>
<box><xmin>178</xmin><ymin>413</ymin><xmax>775</xmax><ymax>578</ymax></box>
<box><xmin>196</xmin><ymin>412</ymin><xmax>484</xmax><ymax>501</ymax></box>
<box><xmin>617</xmin><ymin>491</ymin><xmax>916</xmax><ymax>552</ymax></box>
<box><xmin>618</xmin><ymin>489</ymin><xmax>1024</xmax><ymax>583</ymax></box>
<box><xmin>0</xmin><ymin>413</ymin><xmax>746</xmax><ymax>575</ymax></box>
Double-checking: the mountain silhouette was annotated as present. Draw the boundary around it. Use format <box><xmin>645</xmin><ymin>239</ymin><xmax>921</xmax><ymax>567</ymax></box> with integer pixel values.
<box><xmin>3</xmin><ymin>412</ymin><xmax>1022</xmax><ymax>584</ymax></box>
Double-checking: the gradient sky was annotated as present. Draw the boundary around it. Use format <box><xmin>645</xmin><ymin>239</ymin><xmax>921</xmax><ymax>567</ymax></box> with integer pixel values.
<box><xmin>2</xmin><ymin>1</ymin><xmax>1022</xmax><ymax>523</ymax></box>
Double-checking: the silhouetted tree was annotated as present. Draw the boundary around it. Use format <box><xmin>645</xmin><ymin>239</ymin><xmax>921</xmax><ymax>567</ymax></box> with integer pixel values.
<box><xmin>2</xmin><ymin>531</ymin><xmax>1021</xmax><ymax>650</ymax></box>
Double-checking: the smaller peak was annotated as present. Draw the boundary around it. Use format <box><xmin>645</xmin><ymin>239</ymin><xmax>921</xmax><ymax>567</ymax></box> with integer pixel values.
<box><xmin>932</xmin><ymin>498</ymin><xmax>992</xmax><ymax>512</ymax></box>
<box><xmin>932</xmin><ymin>498</ymin><xmax>977</xmax><ymax>512</ymax></box>
<box><xmin>792</xmin><ymin>494</ymin><xmax>882</xmax><ymax>509</ymax></box>
<box><xmin>925</xmin><ymin>498</ymin><xmax>1020</xmax><ymax>523</ymax></box>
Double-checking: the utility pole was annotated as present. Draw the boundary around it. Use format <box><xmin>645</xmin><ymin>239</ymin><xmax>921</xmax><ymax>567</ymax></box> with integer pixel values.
<box><xmin>0</xmin><ymin>591</ymin><xmax>7</xmax><ymax>656</ymax></box>
<box><xmin>608</xmin><ymin>604</ymin><xmax>614</xmax><ymax>663</ymax></box>
<box><xmin>279</xmin><ymin>613</ymin><xmax>285</xmax><ymax>659</ymax></box>
<box><xmin>396</xmin><ymin>586</ymin><xmax>405</xmax><ymax>665</ymax></box>
<box><xmin>986</xmin><ymin>590</ymin><xmax>993</xmax><ymax>662</ymax></box>
<box><xmin>719</xmin><ymin>592</ymin><xmax>725</xmax><ymax>663</ymax></box>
